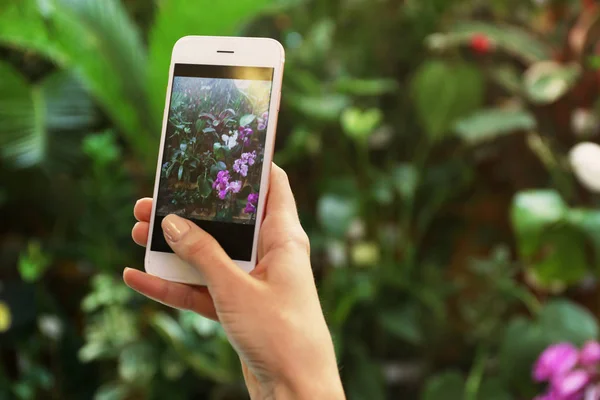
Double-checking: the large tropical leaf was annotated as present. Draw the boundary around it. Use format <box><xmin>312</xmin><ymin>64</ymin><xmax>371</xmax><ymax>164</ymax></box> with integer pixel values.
<box><xmin>434</xmin><ymin>21</ymin><xmax>552</xmax><ymax>64</ymax></box>
<box><xmin>147</xmin><ymin>0</ymin><xmax>275</xmax><ymax>117</ymax></box>
<box><xmin>0</xmin><ymin>0</ymin><xmax>155</xmax><ymax>168</ymax></box>
<box><xmin>0</xmin><ymin>62</ymin><xmax>97</xmax><ymax>169</ymax></box>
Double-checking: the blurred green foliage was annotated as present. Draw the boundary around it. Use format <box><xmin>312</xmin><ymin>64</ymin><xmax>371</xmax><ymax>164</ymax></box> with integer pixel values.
<box><xmin>1</xmin><ymin>0</ymin><xmax>600</xmax><ymax>399</ymax></box>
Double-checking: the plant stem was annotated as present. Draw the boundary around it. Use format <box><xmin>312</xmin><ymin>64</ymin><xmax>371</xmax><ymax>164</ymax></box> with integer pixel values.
<box><xmin>464</xmin><ymin>345</ymin><xmax>488</xmax><ymax>400</ymax></box>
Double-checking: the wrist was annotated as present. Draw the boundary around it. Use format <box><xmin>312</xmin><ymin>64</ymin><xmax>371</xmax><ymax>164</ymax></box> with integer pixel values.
<box><xmin>268</xmin><ymin>370</ymin><xmax>345</xmax><ymax>400</ymax></box>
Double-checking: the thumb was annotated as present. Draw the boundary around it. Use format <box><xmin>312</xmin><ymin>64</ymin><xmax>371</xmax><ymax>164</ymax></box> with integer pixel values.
<box><xmin>161</xmin><ymin>214</ymin><xmax>249</xmax><ymax>290</ymax></box>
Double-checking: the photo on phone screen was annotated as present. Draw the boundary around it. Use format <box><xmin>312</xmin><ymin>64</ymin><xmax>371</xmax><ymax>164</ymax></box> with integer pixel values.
<box><xmin>151</xmin><ymin>64</ymin><xmax>274</xmax><ymax>261</ymax></box>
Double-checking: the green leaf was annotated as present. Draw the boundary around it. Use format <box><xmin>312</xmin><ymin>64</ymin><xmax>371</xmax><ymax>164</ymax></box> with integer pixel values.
<box><xmin>118</xmin><ymin>343</ymin><xmax>157</xmax><ymax>384</ymax></box>
<box><xmin>539</xmin><ymin>300</ymin><xmax>599</xmax><ymax>344</ymax></box>
<box><xmin>198</xmin><ymin>178</ymin><xmax>212</xmax><ymax>198</ymax></box>
<box><xmin>151</xmin><ymin>313</ymin><xmax>232</xmax><ymax>383</ymax></box>
<box><xmin>0</xmin><ymin>62</ymin><xmax>97</xmax><ymax>169</ymax></box>
<box><xmin>391</xmin><ymin>164</ymin><xmax>418</xmax><ymax>202</ymax></box>
<box><xmin>477</xmin><ymin>378</ymin><xmax>514</xmax><ymax>400</ymax></box>
<box><xmin>340</xmin><ymin>108</ymin><xmax>383</xmax><ymax>142</ymax></box>
<box><xmin>0</xmin><ymin>0</ymin><xmax>155</xmax><ymax>168</ymax></box>
<box><xmin>334</xmin><ymin>78</ymin><xmax>399</xmax><ymax>96</ymax></box>
<box><xmin>147</xmin><ymin>0</ymin><xmax>274</xmax><ymax>118</ymax></box>
<box><xmin>524</xmin><ymin>62</ymin><xmax>581</xmax><ymax>105</ymax></box>
<box><xmin>94</xmin><ymin>382</ymin><xmax>130</xmax><ymax>400</ymax></box>
<box><xmin>511</xmin><ymin>190</ymin><xmax>567</xmax><ymax>258</ymax></box>
<box><xmin>177</xmin><ymin>165</ymin><xmax>184</xmax><ymax>181</ymax></box>
<box><xmin>210</xmin><ymin>161</ymin><xmax>227</xmax><ymax>176</ymax></box>
<box><xmin>530</xmin><ymin>226</ymin><xmax>588</xmax><ymax>286</ymax></box>
<box><xmin>440</xmin><ymin>21</ymin><xmax>552</xmax><ymax>64</ymax></box>
<box><xmin>454</xmin><ymin>108</ymin><xmax>536</xmax><ymax>144</ymax></box>
<box><xmin>18</xmin><ymin>240</ymin><xmax>52</xmax><ymax>283</ymax></box>
<box><xmin>239</xmin><ymin>114</ymin><xmax>256</xmax><ymax>127</ymax></box>
<box><xmin>491</xmin><ymin>65</ymin><xmax>523</xmax><ymax>95</ymax></box>
<box><xmin>213</xmin><ymin>142</ymin><xmax>222</xmax><ymax>152</ymax></box>
<box><xmin>317</xmin><ymin>194</ymin><xmax>359</xmax><ymax>237</ymax></box>
<box><xmin>422</xmin><ymin>371</ymin><xmax>465</xmax><ymax>400</ymax></box>
<box><xmin>345</xmin><ymin>342</ymin><xmax>386</xmax><ymax>400</ymax></box>
<box><xmin>379</xmin><ymin>304</ymin><xmax>422</xmax><ymax>345</ymax></box>
<box><xmin>83</xmin><ymin>132</ymin><xmax>121</xmax><ymax>167</ymax></box>
<box><xmin>288</xmin><ymin>94</ymin><xmax>349</xmax><ymax>122</ymax></box>
<box><xmin>412</xmin><ymin>61</ymin><xmax>484</xmax><ymax>141</ymax></box>
<box><xmin>568</xmin><ymin>209</ymin><xmax>600</xmax><ymax>267</ymax></box>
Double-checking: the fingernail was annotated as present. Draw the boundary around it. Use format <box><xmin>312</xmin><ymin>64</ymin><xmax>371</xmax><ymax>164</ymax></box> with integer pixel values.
<box><xmin>162</xmin><ymin>214</ymin><xmax>190</xmax><ymax>242</ymax></box>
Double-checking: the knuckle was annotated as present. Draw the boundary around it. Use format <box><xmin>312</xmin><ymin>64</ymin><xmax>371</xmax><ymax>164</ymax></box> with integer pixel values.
<box><xmin>184</xmin><ymin>235</ymin><xmax>214</xmax><ymax>261</ymax></box>
<box><xmin>285</xmin><ymin>230</ymin><xmax>311</xmax><ymax>254</ymax></box>
<box><xmin>181</xmin><ymin>289</ymin><xmax>196</xmax><ymax>311</ymax></box>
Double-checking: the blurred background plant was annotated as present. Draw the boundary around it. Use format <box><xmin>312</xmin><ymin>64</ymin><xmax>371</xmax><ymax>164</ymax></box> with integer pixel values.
<box><xmin>1</xmin><ymin>0</ymin><xmax>600</xmax><ymax>399</ymax></box>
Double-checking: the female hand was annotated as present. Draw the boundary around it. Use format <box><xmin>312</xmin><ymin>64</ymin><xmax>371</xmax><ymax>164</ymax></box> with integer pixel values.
<box><xmin>124</xmin><ymin>164</ymin><xmax>345</xmax><ymax>400</ymax></box>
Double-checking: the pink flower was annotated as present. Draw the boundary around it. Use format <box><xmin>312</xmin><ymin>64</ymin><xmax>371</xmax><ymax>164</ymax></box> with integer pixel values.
<box><xmin>581</xmin><ymin>342</ymin><xmax>600</xmax><ymax>367</ymax></box>
<box><xmin>534</xmin><ymin>343</ymin><xmax>579</xmax><ymax>382</ymax></box>
<box><xmin>552</xmin><ymin>370</ymin><xmax>591</xmax><ymax>400</ymax></box>
<box><xmin>585</xmin><ymin>384</ymin><xmax>600</xmax><ymax>400</ymax></box>
<box><xmin>534</xmin><ymin>393</ymin><xmax>558</xmax><ymax>400</ymax></box>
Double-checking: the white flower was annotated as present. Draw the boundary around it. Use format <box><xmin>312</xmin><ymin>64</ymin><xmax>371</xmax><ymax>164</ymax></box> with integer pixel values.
<box><xmin>221</xmin><ymin>131</ymin><xmax>238</xmax><ymax>149</ymax></box>
<box><xmin>569</xmin><ymin>142</ymin><xmax>600</xmax><ymax>193</ymax></box>
<box><xmin>347</xmin><ymin>219</ymin><xmax>366</xmax><ymax>240</ymax></box>
<box><xmin>571</xmin><ymin>109</ymin><xmax>598</xmax><ymax>137</ymax></box>
<box><xmin>326</xmin><ymin>240</ymin><xmax>347</xmax><ymax>267</ymax></box>
<box><xmin>38</xmin><ymin>314</ymin><xmax>63</xmax><ymax>340</ymax></box>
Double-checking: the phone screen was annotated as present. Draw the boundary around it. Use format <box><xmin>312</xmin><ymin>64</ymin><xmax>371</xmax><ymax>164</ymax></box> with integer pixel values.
<box><xmin>151</xmin><ymin>64</ymin><xmax>275</xmax><ymax>261</ymax></box>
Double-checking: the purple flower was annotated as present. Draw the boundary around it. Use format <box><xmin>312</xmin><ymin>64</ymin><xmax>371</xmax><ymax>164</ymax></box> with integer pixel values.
<box><xmin>227</xmin><ymin>180</ymin><xmax>242</xmax><ymax>194</ymax></box>
<box><xmin>233</xmin><ymin>159</ymin><xmax>243</xmax><ymax>174</ymax></box>
<box><xmin>244</xmin><ymin>203</ymin><xmax>256</xmax><ymax>214</ymax></box>
<box><xmin>248</xmin><ymin>193</ymin><xmax>259</xmax><ymax>204</ymax></box>
<box><xmin>244</xmin><ymin>193</ymin><xmax>259</xmax><ymax>214</ymax></box>
<box><xmin>233</xmin><ymin>152</ymin><xmax>256</xmax><ymax>177</ymax></box>
<box><xmin>534</xmin><ymin>343</ymin><xmax>579</xmax><ymax>383</ymax></box>
<box><xmin>237</xmin><ymin>126</ymin><xmax>254</xmax><ymax>145</ymax></box>
<box><xmin>581</xmin><ymin>342</ymin><xmax>600</xmax><ymax>367</ymax></box>
<box><xmin>585</xmin><ymin>384</ymin><xmax>600</xmax><ymax>400</ymax></box>
<box><xmin>552</xmin><ymin>370</ymin><xmax>591</xmax><ymax>400</ymax></box>
<box><xmin>257</xmin><ymin>112</ymin><xmax>269</xmax><ymax>131</ymax></box>
<box><xmin>213</xmin><ymin>169</ymin><xmax>240</xmax><ymax>199</ymax></box>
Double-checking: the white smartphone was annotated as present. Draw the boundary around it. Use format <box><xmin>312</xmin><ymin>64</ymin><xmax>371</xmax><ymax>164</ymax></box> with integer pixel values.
<box><xmin>145</xmin><ymin>36</ymin><xmax>285</xmax><ymax>285</ymax></box>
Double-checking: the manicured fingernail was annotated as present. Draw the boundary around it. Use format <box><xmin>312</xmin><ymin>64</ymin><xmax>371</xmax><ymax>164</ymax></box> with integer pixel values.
<box><xmin>162</xmin><ymin>215</ymin><xmax>190</xmax><ymax>242</ymax></box>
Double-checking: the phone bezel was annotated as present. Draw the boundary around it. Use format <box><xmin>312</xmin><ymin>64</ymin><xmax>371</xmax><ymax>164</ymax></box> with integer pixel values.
<box><xmin>145</xmin><ymin>36</ymin><xmax>285</xmax><ymax>285</ymax></box>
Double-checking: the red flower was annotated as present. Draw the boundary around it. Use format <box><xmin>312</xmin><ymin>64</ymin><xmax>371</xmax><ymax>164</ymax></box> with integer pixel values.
<box><xmin>470</xmin><ymin>33</ymin><xmax>492</xmax><ymax>54</ymax></box>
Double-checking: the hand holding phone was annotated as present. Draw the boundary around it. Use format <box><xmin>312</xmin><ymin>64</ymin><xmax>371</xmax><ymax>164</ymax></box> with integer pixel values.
<box><xmin>145</xmin><ymin>36</ymin><xmax>284</xmax><ymax>284</ymax></box>
<box><xmin>126</xmin><ymin>165</ymin><xmax>345</xmax><ymax>399</ymax></box>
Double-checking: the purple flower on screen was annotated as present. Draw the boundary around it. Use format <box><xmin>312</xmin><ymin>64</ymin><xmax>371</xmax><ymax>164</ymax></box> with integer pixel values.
<box><xmin>257</xmin><ymin>111</ymin><xmax>268</xmax><ymax>131</ymax></box>
<box><xmin>233</xmin><ymin>159</ymin><xmax>243</xmax><ymax>174</ymax></box>
<box><xmin>238</xmin><ymin>126</ymin><xmax>254</xmax><ymax>145</ymax></box>
<box><xmin>244</xmin><ymin>192</ymin><xmax>259</xmax><ymax>214</ymax></box>
<box><xmin>212</xmin><ymin>170</ymin><xmax>237</xmax><ymax>199</ymax></box>
<box><xmin>227</xmin><ymin>180</ymin><xmax>242</xmax><ymax>194</ymax></box>
<box><xmin>244</xmin><ymin>202</ymin><xmax>257</xmax><ymax>214</ymax></box>
<box><xmin>233</xmin><ymin>151</ymin><xmax>256</xmax><ymax>177</ymax></box>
